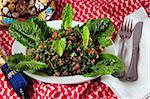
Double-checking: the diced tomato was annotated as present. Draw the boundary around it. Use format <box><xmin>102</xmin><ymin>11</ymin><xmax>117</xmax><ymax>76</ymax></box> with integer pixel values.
<box><xmin>87</xmin><ymin>49</ymin><xmax>94</xmax><ymax>54</ymax></box>
<box><xmin>51</xmin><ymin>37</ymin><xmax>54</xmax><ymax>40</ymax></box>
<box><xmin>91</xmin><ymin>59</ymin><xmax>95</xmax><ymax>64</ymax></box>
<box><xmin>68</xmin><ymin>40</ymin><xmax>72</xmax><ymax>44</ymax></box>
<box><xmin>73</xmin><ymin>63</ymin><xmax>80</xmax><ymax>70</ymax></box>
<box><xmin>53</xmin><ymin>31</ymin><xmax>58</xmax><ymax>38</ymax></box>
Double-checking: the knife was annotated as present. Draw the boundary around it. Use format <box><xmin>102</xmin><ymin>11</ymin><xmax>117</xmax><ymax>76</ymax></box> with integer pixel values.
<box><xmin>125</xmin><ymin>22</ymin><xmax>143</xmax><ymax>81</ymax></box>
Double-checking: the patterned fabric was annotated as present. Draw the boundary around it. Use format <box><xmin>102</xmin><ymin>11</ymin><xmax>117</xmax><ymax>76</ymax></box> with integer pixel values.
<box><xmin>0</xmin><ymin>30</ymin><xmax>14</xmax><ymax>55</ymax></box>
<box><xmin>0</xmin><ymin>0</ymin><xmax>149</xmax><ymax>98</ymax></box>
<box><xmin>138</xmin><ymin>0</ymin><xmax>150</xmax><ymax>17</ymax></box>
<box><xmin>1</xmin><ymin>63</ymin><xmax>28</xmax><ymax>95</ymax></box>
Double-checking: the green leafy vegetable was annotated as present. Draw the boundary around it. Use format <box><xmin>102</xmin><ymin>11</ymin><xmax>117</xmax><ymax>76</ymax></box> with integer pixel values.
<box><xmin>52</xmin><ymin>38</ymin><xmax>66</xmax><ymax>56</ymax></box>
<box><xmin>73</xmin><ymin>25</ymin><xmax>80</xmax><ymax>33</ymax></box>
<box><xmin>97</xmin><ymin>19</ymin><xmax>115</xmax><ymax>37</ymax></box>
<box><xmin>83</xmin><ymin>54</ymin><xmax>125</xmax><ymax>77</ymax></box>
<box><xmin>98</xmin><ymin>37</ymin><xmax>112</xmax><ymax>48</ymax></box>
<box><xmin>31</xmin><ymin>18</ymin><xmax>55</xmax><ymax>40</ymax></box>
<box><xmin>9</xmin><ymin>21</ymin><xmax>41</xmax><ymax>48</ymax></box>
<box><xmin>82</xmin><ymin>26</ymin><xmax>90</xmax><ymax>49</ymax></box>
<box><xmin>82</xmin><ymin>18</ymin><xmax>115</xmax><ymax>48</ymax></box>
<box><xmin>62</xmin><ymin>4</ymin><xmax>73</xmax><ymax>30</ymax></box>
<box><xmin>8</xmin><ymin>53</ymin><xmax>33</xmax><ymax>70</ymax></box>
<box><xmin>15</xmin><ymin>60</ymin><xmax>48</xmax><ymax>72</ymax></box>
<box><xmin>84</xmin><ymin>18</ymin><xmax>114</xmax><ymax>36</ymax></box>
<box><xmin>8</xmin><ymin>18</ymin><xmax>54</xmax><ymax>48</ymax></box>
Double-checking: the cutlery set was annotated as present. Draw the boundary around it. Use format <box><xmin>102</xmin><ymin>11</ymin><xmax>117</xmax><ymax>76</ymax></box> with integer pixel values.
<box><xmin>118</xmin><ymin>18</ymin><xmax>143</xmax><ymax>81</ymax></box>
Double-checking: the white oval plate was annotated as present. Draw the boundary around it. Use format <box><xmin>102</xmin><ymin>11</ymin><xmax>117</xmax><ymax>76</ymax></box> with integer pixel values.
<box><xmin>12</xmin><ymin>20</ymin><xmax>117</xmax><ymax>84</ymax></box>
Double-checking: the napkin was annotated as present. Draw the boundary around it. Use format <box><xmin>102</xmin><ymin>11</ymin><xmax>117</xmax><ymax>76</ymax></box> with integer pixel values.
<box><xmin>101</xmin><ymin>7</ymin><xmax>150</xmax><ymax>99</ymax></box>
<box><xmin>0</xmin><ymin>0</ymin><xmax>150</xmax><ymax>98</ymax></box>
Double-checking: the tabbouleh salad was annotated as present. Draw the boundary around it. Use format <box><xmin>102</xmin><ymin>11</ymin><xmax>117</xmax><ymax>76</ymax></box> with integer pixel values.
<box><xmin>7</xmin><ymin>4</ymin><xmax>125</xmax><ymax>78</ymax></box>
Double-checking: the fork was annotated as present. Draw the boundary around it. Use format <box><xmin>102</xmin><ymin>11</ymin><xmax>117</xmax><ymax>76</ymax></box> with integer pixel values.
<box><xmin>118</xmin><ymin>18</ymin><xmax>133</xmax><ymax>60</ymax></box>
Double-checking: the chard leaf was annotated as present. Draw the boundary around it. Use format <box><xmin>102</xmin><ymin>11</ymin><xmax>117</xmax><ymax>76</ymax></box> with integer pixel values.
<box><xmin>62</xmin><ymin>4</ymin><xmax>73</xmax><ymax>30</ymax></box>
<box><xmin>82</xmin><ymin>26</ymin><xmax>90</xmax><ymax>49</ymax></box>
<box><xmin>9</xmin><ymin>21</ymin><xmax>41</xmax><ymax>48</ymax></box>
<box><xmin>52</xmin><ymin>38</ymin><xmax>66</xmax><ymax>56</ymax></box>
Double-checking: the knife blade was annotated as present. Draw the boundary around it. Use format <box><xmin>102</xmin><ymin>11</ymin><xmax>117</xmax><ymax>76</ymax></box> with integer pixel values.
<box><xmin>133</xmin><ymin>22</ymin><xmax>143</xmax><ymax>48</ymax></box>
<box><xmin>125</xmin><ymin>22</ymin><xmax>143</xmax><ymax>81</ymax></box>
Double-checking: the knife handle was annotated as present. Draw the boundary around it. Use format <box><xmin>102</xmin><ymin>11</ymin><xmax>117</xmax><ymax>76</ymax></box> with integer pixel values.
<box><xmin>125</xmin><ymin>47</ymin><xmax>139</xmax><ymax>81</ymax></box>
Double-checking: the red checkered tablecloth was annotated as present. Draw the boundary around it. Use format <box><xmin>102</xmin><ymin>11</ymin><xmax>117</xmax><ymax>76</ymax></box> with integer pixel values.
<box><xmin>0</xmin><ymin>0</ymin><xmax>149</xmax><ymax>98</ymax></box>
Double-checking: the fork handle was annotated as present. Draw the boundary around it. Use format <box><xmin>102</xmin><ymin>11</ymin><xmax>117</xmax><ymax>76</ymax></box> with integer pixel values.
<box><xmin>118</xmin><ymin>39</ymin><xmax>125</xmax><ymax>59</ymax></box>
<box><xmin>125</xmin><ymin>47</ymin><xmax>139</xmax><ymax>81</ymax></box>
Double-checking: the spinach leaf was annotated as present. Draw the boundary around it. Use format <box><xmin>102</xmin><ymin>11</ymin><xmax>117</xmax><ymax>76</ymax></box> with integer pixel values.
<box><xmin>9</xmin><ymin>21</ymin><xmax>41</xmax><ymax>48</ymax></box>
<box><xmin>52</xmin><ymin>38</ymin><xmax>66</xmax><ymax>56</ymax></box>
<box><xmin>61</xmin><ymin>4</ymin><xmax>73</xmax><ymax>30</ymax></box>
<box><xmin>82</xmin><ymin>26</ymin><xmax>90</xmax><ymax>49</ymax></box>
<box><xmin>83</xmin><ymin>54</ymin><xmax>125</xmax><ymax>77</ymax></box>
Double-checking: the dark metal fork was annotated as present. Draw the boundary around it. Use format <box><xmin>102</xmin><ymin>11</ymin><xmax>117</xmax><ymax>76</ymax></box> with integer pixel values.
<box><xmin>118</xmin><ymin>18</ymin><xmax>133</xmax><ymax>60</ymax></box>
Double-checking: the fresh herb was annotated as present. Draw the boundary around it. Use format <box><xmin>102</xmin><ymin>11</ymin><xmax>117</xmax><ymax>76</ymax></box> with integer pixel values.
<box><xmin>73</xmin><ymin>25</ymin><xmax>80</xmax><ymax>33</ymax></box>
<box><xmin>82</xmin><ymin>26</ymin><xmax>90</xmax><ymax>49</ymax></box>
<box><xmin>52</xmin><ymin>38</ymin><xmax>66</xmax><ymax>57</ymax></box>
<box><xmin>62</xmin><ymin>4</ymin><xmax>73</xmax><ymax>30</ymax></box>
